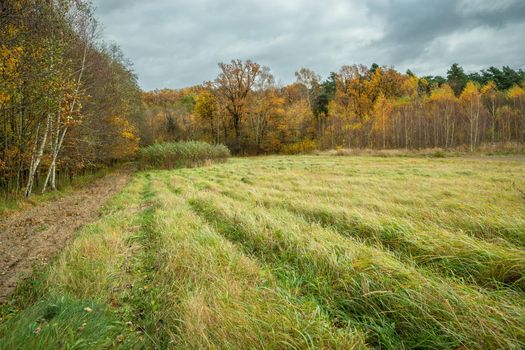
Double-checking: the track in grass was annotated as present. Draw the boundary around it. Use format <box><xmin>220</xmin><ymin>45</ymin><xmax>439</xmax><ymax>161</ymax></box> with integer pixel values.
<box><xmin>1</xmin><ymin>155</ymin><xmax>524</xmax><ymax>349</ymax></box>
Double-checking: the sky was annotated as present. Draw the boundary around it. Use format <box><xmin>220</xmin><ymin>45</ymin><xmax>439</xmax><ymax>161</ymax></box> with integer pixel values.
<box><xmin>92</xmin><ymin>0</ymin><xmax>525</xmax><ymax>91</ymax></box>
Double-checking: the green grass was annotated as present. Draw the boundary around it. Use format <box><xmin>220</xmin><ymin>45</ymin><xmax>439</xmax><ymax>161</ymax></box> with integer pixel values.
<box><xmin>0</xmin><ymin>296</ymin><xmax>135</xmax><ymax>350</ymax></box>
<box><xmin>1</xmin><ymin>155</ymin><xmax>524</xmax><ymax>349</ymax></box>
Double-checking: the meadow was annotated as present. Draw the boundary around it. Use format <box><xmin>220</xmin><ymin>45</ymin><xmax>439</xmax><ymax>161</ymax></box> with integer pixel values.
<box><xmin>1</xmin><ymin>155</ymin><xmax>524</xmax><ymax>349</ymax></box>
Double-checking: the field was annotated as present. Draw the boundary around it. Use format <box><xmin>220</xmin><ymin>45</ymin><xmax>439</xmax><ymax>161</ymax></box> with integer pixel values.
<box><xmin>1</xmin><ymin>155</ymin><xmax>525</xmax><ymax>349</ymax></box>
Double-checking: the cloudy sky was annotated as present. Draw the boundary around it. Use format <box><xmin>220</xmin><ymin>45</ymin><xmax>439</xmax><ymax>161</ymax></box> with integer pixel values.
<box><xmin>93</xmin><ymin>0</ymin><xmax>525</xmax><ymax>91</ymax></box>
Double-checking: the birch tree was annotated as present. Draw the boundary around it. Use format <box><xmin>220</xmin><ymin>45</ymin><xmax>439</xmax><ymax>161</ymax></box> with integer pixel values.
<box><xmin>41</xmin><ymin>2</ymin><xmax>96</xmax><ymax>193</ymax></box>
<box><xmin>460</xmin><ymin>82</ymin><xmax>482</xmax><ymax>152</ymax></box>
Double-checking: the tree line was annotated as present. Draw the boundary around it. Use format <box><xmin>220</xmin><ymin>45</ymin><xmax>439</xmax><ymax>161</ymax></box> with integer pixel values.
<box><xmin>141</xmin><ymin>61</ymin><xmax>525</xmax><ymax>155</ymax></box>
<box><xmin>0</xmin><ymin>0</ymin><xmax>142</xmax><ymax>198</ymax></box>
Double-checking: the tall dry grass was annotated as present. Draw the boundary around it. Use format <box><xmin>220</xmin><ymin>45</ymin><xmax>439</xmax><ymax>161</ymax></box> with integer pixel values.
<box><xmin>137</xmin><ymin>141</ymin><xmax>230</xmax><ymax>169</ymax></box>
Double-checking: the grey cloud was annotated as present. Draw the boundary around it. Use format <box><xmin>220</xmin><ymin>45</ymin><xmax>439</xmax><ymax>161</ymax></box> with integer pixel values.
<box><xmin>93</xmin><ymin>0</ymin><xmax>525</xmax><ymax>90</ymax></box>
<box><xmin>371</xmin><ymin>0</ymin><xmax>525</xmax><ymax>67</ymax></box>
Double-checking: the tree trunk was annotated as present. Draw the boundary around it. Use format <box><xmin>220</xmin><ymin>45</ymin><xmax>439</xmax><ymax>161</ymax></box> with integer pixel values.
<box><xmin>42</xmin><ymin>126</ymin><xmax>67</xmax><ymax>193</ymax></box>
<box><xmin>41</xmin><ymin>36</ymin><xmax>88</xmax><ymax>193</ymax></box>
<box><xmin>25</xmin><ymin>114</ymin><xmax>51</xmax><ymax>198</ymax></box>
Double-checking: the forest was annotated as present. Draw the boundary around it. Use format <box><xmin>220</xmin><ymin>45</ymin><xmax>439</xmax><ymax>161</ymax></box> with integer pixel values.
<box><xmin>1</xmin><ymin>0</ymin><xmax>525</xmax><ymax>197</ymax></box>
<box><xmin>1</xmin><ymin>1</ymin><xmax>141</xmax><ymax>198</ymax></box>
<box><xmin>143</xmin><ymin>62</ymin><xmax>525</xmax><ymax>155</ymax></box>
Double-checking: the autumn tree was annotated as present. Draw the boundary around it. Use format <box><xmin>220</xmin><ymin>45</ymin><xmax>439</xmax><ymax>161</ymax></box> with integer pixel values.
<box><xmin>460</xmin><ymin>82</ymin><xmax>482</xmax><ymax>151</ymax></box>
<box><xmin>41</xmin><ymin>1</ymin><xmax>97</xmax><ymax>193</ymax></box>
<box><xmin>372</xmin><ymin>93</ymin><xmax>393</xmax><ymax>148</ymax></box>
<box><xmin>294</xmin><ymin>68</ymin><xmax>320</xmax><ymax>110</ymax></box>
<box><xmin>195</xmin><ymin>90</ymin><xmax>219</xmax><ymax>144</ymax></box>
<box><xmin>248</xmin><ymin>67</ymin><xmax>285</xmax><ymax>153</ymax></box>
<box><xmin>215</xmin><ymin>59</ymin><xmax>262</xmax><ymax>152</ymax></box>
<box><xmin>0</xmin><ymin>0</ymin><xmax>141</xmax><ymax>198</ymax></box>
<box><xmin>429</xmin><ymin>84</ymin><xmax>456</xmax><ymax>148</ymax></box>
<box><xmin>481</xmin><ymin>81</ymin><xmax>499</xmax><ymax>144</ymax></box>
<box><xmin>507</xmin><ymin>84</ymin><xmax>525</xmax><ymax>144</ymax></box>
<box><xmin>140</xmin><ymin>63</ymin><xmax>525</xmax><ymax>155</ymax></box>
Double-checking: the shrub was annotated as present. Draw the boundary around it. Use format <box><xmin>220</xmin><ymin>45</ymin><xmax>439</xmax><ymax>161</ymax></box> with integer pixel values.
<box><xmin>137</xmin><ymin>141</ymin><xmax>230</xmax><ymax>169</ymax></box>
<box><xmin>281</xmin><ymin>139</ymin><xmax>318</xmax><ymax>154</ymax></box>
<box><xmin>431</xmin><ymin>150</ymin><xmax>446</xmax><ymax>158</ymax></box>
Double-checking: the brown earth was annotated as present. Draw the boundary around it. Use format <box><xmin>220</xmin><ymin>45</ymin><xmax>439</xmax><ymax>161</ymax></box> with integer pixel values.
<box><xmin>0</xmin><ymin>167</ymin><xmax>133</xmax><ymax>303</ymax></box>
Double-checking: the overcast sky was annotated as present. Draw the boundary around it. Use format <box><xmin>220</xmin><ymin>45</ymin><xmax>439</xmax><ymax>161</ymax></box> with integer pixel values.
<box><xmin>93</xmin><ymin>0</ymin><xmax>525</xmax><ymax>91</ymax></box>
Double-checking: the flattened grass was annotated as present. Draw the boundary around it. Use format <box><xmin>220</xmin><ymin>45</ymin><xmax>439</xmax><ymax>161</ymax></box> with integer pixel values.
<box><xmin>175</xmin><ymin>161</ymin><xmax>525</xmax><ymax>290</ymax></box>
<box><xmin>188</xmin><ymin>191</ymin><xmax>525</xmax><ymax>349</ymax></box>
<box><xmin>150</xmin><ymin>178</ymin><xmax>367</xmax><ymax>349</ymax></box>
<box><xmin>2</xmin><ymin>155</ymin><xmax>524</xmax><ymax>349</ymax></box>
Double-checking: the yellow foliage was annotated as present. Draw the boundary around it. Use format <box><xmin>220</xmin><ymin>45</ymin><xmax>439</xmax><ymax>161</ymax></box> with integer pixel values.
<box><xmin>0</xmin><ymin>92</ymin><xmax>10</xmax><ymax>105</ymax></box>
<box><xmin>281</xmin><ymin>139</ymin><xmax>318</xmax><ymax>154</ymax></box>
<box><xmin>481</xmin><ymin>81</ymin><xmax>497</xmax><ymax>95</ymax></box>
<box><xmin>460</xmin><ymin>81</ymin><xmax>481</xmax><ymax>102</ymax></box>
<box><xmin>403</xmin><ymin>76</ymin><xmax>419</xmax><ymax>98</ymax></box>
<box><xmin>507</xmin><ymin>85</ymin><xmax>525</xmax><ymax>100</ymax></box>
<box><xmin>195</xmin><ymin>91</ymin><xmax>218</xmax><ymax>121</ymax></box>
<box><xmin>121</xmin><ymin>130</ymin><xmax>136</xmax><ymax>140</ymax></box>
<box><xmin>430</xmin><ymin>84</ymin><xmax>455</xmax><ymax>102</ymax></box>
<box><xmin>372</xmin><ymin>93</ymin><xmax>393</xmax><ymax>132</ymax></box>
<box><xmin>107</xmin><ymin>115</ymin><xmax>140</xmax><ymax>157</ymax></box>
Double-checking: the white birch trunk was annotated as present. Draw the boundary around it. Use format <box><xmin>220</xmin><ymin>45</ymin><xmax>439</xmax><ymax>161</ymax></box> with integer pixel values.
<box><xmin>41</xmin><ymin>35</ymin><xmax>88</xmax><ymax>193</ymax></box>
<box><xmin>24</xmin><ymin>114</ymin><xmax>51</xmax><ymax>198</ymax></box>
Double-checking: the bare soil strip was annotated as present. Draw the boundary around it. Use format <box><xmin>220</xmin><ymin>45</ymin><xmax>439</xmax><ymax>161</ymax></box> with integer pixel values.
<box><xmin>0</xmin><ymin>168</ymin><xmax>132</xmax><ymax>303</ymax></box>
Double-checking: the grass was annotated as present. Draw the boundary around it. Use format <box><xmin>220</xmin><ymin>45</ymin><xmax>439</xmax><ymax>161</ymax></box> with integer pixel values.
<box><xmin>0</xmin><ymin>296</ymin><xmax>132</xmax><ymax>349</ymax></box>
<box><xmin>137</xmin><ymin>141</ymin><xmax>230</xmax><ymax>170</ymax></box>
<box><xmin>1</xmin><ymin>155</ymin><xmax>524</xmax><ymax>349</ymax></box>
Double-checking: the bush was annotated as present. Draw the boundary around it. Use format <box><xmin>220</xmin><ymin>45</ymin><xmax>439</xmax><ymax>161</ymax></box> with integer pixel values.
<box><xmin>281</xmin><ymin>140</ymin><xmax>318</xmax><ymax>155</ymax></box>
<box><xmin>137</xmin><ymin>141</ymin><xmax>230</xmax><ymax>169</ymax></box>
<box><xmin>431</xmin><ymin>150</ymin><xmax>446</xmax><ymax>158</ymax></box>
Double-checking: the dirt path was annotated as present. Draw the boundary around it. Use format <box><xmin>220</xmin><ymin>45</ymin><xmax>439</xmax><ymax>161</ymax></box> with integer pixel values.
<box><xmin>0</xmin><ymin>167</ymin><xmax>133</xmax><ymax>303</ymax></box>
